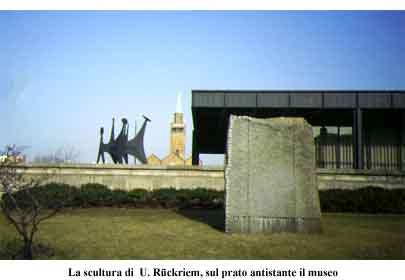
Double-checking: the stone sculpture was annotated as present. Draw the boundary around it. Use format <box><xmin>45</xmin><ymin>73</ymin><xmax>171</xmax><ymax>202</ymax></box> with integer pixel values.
<box><xmin>225</xmin><ymin>115</ymin><xmax>322</xmax><ymax>233</ymax></box>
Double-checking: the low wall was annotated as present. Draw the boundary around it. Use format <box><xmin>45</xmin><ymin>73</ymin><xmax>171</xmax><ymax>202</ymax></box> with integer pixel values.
<box><xmin>15</xmin><ymin>164</ymin><xmax>405</xmax><ymax>191</ymax></box>
<box><xmin>18</xmin><ymin>164</ymin><xmax>225</xmax><ymax>191</ymax></box>
<box><xmin>317</xmin><ymin>168</ymin><xmax>405</xmax><ymax>190</ymax></box>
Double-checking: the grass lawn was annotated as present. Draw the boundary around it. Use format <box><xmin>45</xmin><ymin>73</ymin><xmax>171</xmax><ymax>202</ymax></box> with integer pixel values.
<box><xmin>0</xmin><ymin>208</ymin><xmax>404</xmax><ymax>259</ymax></box>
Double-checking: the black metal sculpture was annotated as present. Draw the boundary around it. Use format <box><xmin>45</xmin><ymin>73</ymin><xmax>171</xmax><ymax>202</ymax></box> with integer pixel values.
<box><xmin>97</xmin><ymin>116</ymin><xmax>151</xmax><ymax>164</ymax></box>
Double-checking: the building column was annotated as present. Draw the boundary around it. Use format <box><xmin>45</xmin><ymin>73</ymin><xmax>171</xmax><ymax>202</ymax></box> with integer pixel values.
<box><xmin>353</xmin><ymin>108</ymin><xmax>363</xmax><ymax>169</ymax></box>
<box><xmin>365</xmin><ymin>122</ymin><xmax>372</xmax><ymax>170</ymax></box>
<box><xmin>400</xmin><ymin>110</ymin><xmax>404</xmax><ymax>171</ymax></box>
<box><xmin>192</xmin><ymin>129</ymin><xmax>199</xmax><ymax>165</ymax></box>
<box><xmin>319</xmin><ymin>127</ymin><xmax>327</xmax><ymax>168</ymax></box>
<box><xmin>336</xmin><ymin>126</ymin><xmax>341</xmax><ymax>169</ymax></box>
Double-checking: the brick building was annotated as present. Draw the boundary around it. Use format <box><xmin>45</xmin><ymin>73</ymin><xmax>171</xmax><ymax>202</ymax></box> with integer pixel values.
<box><xmin>147</xmin><ymin>94</ymin><xmax>196</xmax><ymax>166</ymax></box>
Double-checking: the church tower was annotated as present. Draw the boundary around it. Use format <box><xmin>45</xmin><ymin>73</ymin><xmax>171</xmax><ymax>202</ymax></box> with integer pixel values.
<box><xmin>170</xmin><ymin>93</ymin><xmax>185</xmax><ymax>159</ymax></box>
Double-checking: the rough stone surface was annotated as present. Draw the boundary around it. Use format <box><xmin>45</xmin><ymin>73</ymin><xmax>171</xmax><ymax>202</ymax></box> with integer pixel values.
<box><xmin>225</xmin><ymin>115</ymin><xmax>322</xmax><ymax>233</ymax></box>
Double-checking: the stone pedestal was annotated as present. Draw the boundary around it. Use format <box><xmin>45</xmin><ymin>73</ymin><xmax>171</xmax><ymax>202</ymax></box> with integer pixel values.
<box><xmin>225</xmin><ymin>116</ymin><xmax>322</xmax><ymax>233</ymax></box>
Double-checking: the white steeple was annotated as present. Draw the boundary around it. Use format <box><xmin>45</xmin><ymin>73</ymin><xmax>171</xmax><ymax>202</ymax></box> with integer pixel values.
<box><xmin>176</xmin><ymin>92</ymin><xmax>182</xmax><ymax>114</ymax></box>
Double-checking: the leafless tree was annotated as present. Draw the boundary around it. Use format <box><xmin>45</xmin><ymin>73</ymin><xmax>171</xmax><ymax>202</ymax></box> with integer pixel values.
<box><xmin>0</xmin><ymin>161</ymin><xmax>69</xmax><ymax>259</ymax></box>
<box><xmin>33</xmin><ymin>146</ymin><xmax>80</xmax><ymax>164</ymax></box>
<box><xmin>58</xmin><ymin>146</ymin><xmax>80</xmax><ymax>163</ymax></box>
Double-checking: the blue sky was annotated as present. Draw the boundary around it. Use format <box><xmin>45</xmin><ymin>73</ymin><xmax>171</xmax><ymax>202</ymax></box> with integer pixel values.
<box><xmin>1</xmin><ymin>11</ymin><xmax>405</xmax><ymax>164</ymax></box>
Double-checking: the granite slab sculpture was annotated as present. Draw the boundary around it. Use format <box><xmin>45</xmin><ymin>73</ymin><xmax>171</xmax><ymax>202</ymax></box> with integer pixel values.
<box><xmin>225</xmin><ymin>115</ymin><xmax>322</xmax><ymax>233</ymax></box>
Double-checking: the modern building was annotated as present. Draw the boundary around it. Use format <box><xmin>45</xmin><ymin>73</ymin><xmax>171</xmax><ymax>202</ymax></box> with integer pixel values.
<box><xmin>191</xmin><ymin>90</ymin><xmax>405</xmax><ymax>172</ymax></box>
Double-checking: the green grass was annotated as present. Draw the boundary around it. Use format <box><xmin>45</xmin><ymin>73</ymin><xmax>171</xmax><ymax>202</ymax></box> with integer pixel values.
<box><xmin>0</xmin><ymin>208</ymin><xmax>404</xmax><ymax>259</ymax></box>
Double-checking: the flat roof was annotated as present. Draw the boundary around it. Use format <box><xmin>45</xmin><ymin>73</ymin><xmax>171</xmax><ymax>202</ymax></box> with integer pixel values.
<box><xmin>192</xmin><ymin>90</ymin><xmax>405</xmax><ymax>155</ymax></box>
<box><xmin>192</xmin><ymin>90</ymin><xmax>405</xmax><ymax>111</ymax></box>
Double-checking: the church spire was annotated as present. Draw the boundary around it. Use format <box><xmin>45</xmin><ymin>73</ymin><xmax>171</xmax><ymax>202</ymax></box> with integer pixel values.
<box><xmin>176</xmin><ymin>92</ymin><xmax>182</xmax><ymax>114</ymax></box>
<box><xmin>170</xmin><ymin>92</ymin><xmax>185</xmax><ymax>159</ymax></box>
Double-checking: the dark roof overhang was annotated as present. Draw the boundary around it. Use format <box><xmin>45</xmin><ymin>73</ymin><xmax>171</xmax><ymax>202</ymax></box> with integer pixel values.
<box><xmin>192</xmin><ymin>90</ymin><xmax>405</xmax><ymax>154</ymax></box>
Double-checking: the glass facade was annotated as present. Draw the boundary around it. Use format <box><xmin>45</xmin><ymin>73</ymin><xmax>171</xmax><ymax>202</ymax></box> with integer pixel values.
<box><xmin>313</xmin><ymin>126</ymin><xmax>353</xmax><ymax>169</ymax></box>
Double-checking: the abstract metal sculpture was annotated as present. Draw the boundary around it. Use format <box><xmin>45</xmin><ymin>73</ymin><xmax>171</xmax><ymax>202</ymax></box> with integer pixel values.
<box><xmin>97</xmin><ymin>115</ymin><xmax>151</xmax><ymax>164</ymax></box>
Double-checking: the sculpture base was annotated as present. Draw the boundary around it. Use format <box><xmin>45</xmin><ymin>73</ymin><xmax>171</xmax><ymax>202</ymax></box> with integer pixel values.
<box><xmin>226</xmin><ymin>216</ymin><xmax>322</xmax><ymax>234</ymax></box>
